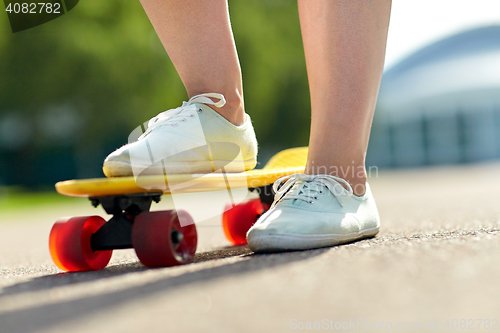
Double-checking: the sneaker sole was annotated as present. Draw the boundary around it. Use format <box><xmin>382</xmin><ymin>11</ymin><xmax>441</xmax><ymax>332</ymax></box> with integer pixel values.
<box><xmin>247</xmin><ymin>226</ymin><xmax>380</xmax><ymax>253</ymax></box>
<box><xmin>103</xmin><ymin>158</ymin><xmax>257</xmax><ymax>178</ymax></box>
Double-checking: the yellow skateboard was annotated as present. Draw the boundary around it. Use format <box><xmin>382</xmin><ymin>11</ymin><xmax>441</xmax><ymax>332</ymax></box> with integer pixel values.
<box><xmin>50</xmin><ymin>147</ymin><xmax>307</xmax><ymax>272</ymax></box>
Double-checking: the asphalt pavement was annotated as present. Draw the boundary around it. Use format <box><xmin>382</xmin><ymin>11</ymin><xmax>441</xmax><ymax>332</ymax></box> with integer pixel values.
<box><xmin>0</xmin><ymin>162</ymin><xmax>499</xmax><ymax>332</ymax></box>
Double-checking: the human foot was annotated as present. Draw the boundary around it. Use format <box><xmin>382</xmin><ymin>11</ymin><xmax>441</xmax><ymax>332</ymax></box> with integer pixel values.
<box><xmin>247</xmin><ymin>174</ymin><xmax>379</xmax><ymax>252</ymax></box>
<box><xmin>103</xmin><ymin>93</ymin><xmax>258</xmax><ymax>177</ymax></box>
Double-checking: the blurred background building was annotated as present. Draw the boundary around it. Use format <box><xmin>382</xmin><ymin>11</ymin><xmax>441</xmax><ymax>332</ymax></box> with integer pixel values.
<box><xmin>367</xmin><ymin>25</ymin><xmax>500</xmax><ymax>168</ymax></box>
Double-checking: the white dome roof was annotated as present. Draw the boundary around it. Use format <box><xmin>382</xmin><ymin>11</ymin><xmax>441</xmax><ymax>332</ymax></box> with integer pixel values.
<box><xmin>377</xmin><ymin>25</ymin><xmax>500</xmax><ymax>120</ymax></box>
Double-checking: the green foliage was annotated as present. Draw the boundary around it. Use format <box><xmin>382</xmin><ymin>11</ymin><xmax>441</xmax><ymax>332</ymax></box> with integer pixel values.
<box><xmin>231</xmin><ymin>1</ymin><xmax>310</xmax><ymax>156</ymax></box>
<box><xmin>0</xmin><ymin>187</ymin><xmax>77</xmax><ymax>213</ymax></box>
<box><xmin>0</xmin><ymin>0</ymin><xmax>311</xmax><ymax>186</ymax></box>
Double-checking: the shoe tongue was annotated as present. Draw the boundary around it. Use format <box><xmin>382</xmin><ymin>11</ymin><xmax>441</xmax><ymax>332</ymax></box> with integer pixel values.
<box><xmin>279</xmin><ymin>180</ymin><xmax>323</xmax><ymax>208</ymax></box>
<box><xmin>299</xmin><ymin>181</ymin><xmax>322</xmax><ymax>194</ymax></box>
<box><xmin>280</xmin><ymin>178</ymin><xmax>347</xmax><ymax>208</ymax></box>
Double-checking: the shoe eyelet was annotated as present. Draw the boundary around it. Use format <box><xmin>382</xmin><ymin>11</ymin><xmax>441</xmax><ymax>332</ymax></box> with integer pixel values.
<box><xmin>314</xmin><ymin>196</ymin><xmax>319</xmax><ymax>200</ymax></box>
<box><xmin>197</xmin><ymin>108</ymin><xmax>203</xmax><ymax>113</ymax></box>
<box><xmin>188</xmin><ymin>113</ymin><xmax>195</xmax><ymax>117</ymax></box>
<box><xmin>308</xmin><ymin>200</ymin><xmax>314</xmax><ymax>204</ymax></box>
<box><xmin>181</xmin><ymin>118</ymin><xmax>187</xmax><ymax>122</ymax></box>
<box><xmin>319</xmin><ymin>190</ymin><xmax>324</xmax><ymax>194</ymax></box>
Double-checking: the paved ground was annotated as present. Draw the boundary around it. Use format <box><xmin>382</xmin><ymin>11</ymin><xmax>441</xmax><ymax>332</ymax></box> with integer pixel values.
<box><xmin>1</xmin><ymin>163</ymin><xmax>500</xmax><ymax>332</ymax></box>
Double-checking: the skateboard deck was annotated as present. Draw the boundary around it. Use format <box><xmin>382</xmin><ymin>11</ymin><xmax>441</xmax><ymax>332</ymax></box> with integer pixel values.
<box><xmin>49</xmin><ymin>147</ymin><xmax>307</xmax><ymax>272</ymax></box>
<box><xmin>56</xmin><ymin>147</ymin><xmax>308</xmax><ymax>197</ymax></box>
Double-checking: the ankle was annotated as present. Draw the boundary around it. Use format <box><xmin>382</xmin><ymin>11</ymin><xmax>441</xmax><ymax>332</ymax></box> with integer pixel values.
<box><xmin>305</xmin><ymin>167</ymin><xmax>367</xmax><ymax>196</ymax></box>
<box><xmin>220</xmin><ymin>94</ymin><xmax>245</xmax><ymax>126</ymax></box>
<box><xmin>350</xmin><ymin>181</ymin><xmax>367</xmax><ymax>196</ymax></box>
<box><xmin>189</xmin><ymin>90</ymin><xmax>245</xmax><ymax>126</ymax></box>
<box><xmin>333</xmin><ymin>178</ymin><xmax>366</xmax><ymax>196</ymax></box>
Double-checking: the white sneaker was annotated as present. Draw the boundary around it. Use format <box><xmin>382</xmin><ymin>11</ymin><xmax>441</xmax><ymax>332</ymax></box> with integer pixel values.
<box><xmin>103</xmin><ymin>93</ymin><xmax>258</xmax><ymax>177</ymax></box>
<box><xmin>246</xmin><ymin>174</ymin><xmax>380</xmax><ymax>252</ymax></box>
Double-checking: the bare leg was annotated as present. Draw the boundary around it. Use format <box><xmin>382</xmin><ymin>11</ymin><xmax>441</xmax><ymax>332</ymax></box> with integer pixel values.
<box><xmin>139</xmin><ymin>0</ymin><xmax>245</xmax><ymax>125</ymax></box>
<box><xmin>298</xmin><ymin>0</ymin><xmax>391</xmax><ymax>195</ymax></box>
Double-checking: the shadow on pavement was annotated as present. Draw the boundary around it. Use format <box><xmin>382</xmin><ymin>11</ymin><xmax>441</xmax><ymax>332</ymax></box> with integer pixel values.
<box><xmin>0</xmin><ymin>246</ymin><xmax>252</xmax><ymax>298</ymax></box>
<box><xmin>0</xmin><ymin>246</ymin><xmax>327</xmax><ymax>333</ymax></box>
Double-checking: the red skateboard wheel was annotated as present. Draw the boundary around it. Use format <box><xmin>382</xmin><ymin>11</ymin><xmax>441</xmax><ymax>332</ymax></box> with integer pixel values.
<box><xmin>49</xmin><ymin>216</ymin><xmax>112</xmax><ymax>272</ymax></box>
<box><xmin>222</xmin><ymin>198</ymin><xmax>268</xmax><ymax>245</ymax></box>
<box><xmin>132</xmin><ymin>210</ymin><xmax>197</xmax><ymax>267</ymax></box>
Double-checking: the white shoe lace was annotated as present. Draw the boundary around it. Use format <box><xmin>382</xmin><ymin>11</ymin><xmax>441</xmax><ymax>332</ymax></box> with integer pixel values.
<box><xmin>272</xmin><ymin>173</ymin><xmax>353</xmax><ymax>207</ymax></box>
<box><xmin>139</xmin><ymin>93</ymin><xmax>226</xmax><ymax>139</ymax></box>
